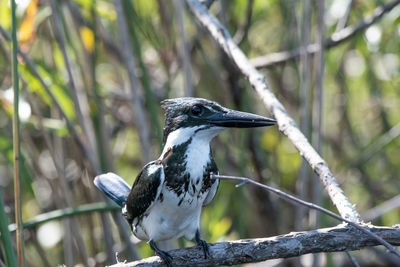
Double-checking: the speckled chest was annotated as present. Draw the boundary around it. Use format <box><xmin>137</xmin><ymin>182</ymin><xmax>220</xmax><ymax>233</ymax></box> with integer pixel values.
<box><xmin>162</xmin><ymin>138</ymin><xmax>218</xmax><ymax>205</ymax></box>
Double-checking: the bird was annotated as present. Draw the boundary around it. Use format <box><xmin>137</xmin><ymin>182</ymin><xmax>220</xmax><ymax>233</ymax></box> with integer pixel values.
<box><xmin>94</xmin><ymin>97</ymin><xmax>276</xmax><ymax>266</ymax></box>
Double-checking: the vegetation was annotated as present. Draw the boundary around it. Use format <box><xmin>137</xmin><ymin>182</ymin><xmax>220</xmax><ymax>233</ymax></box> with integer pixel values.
<box><xmin>0</xmin><ymin>0</ymin><xmax>399</xmax><ymax>266</ymax></box>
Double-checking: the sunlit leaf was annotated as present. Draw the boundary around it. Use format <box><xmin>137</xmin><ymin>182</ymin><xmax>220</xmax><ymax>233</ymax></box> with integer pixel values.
<box><xmin>210</xmin><ymin>217</ymin><xmax>232</xmax><ymax>239</ymax></box>
<box><xmin>80</xmin><ymin>26</ymin><xmax>94</xmax><ymax>53</ymax></box>
<box><xmin>19</xmin><ymin>0</ymin><xmax>38</xmax><ymax>48</ymax></box>
<box><xmin>0</xmin><ymin>0</ymin><xmax>11</xmax><ymax>29</ymax></box>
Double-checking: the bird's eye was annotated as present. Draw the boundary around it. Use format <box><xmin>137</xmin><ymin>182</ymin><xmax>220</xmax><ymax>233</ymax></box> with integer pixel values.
<box><xmin>191</xmin><ymin>105</ymin><xmax>203</xmax><ymax>116</ymax></box>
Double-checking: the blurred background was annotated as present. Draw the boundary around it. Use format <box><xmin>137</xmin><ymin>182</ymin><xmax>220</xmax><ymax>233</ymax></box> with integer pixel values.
<box><xmin>0</xmin><ymin>0</ymin><xmax>399</xmax><ymax>266</ymax></box>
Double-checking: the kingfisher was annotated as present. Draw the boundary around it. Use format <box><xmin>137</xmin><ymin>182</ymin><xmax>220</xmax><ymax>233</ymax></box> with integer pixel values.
<box><xmin>94</xmin><ymin>97</ymin><xmax>275</xmax><ymax>266</ymax></box>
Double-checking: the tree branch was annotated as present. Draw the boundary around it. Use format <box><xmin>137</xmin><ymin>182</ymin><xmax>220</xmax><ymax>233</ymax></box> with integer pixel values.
<box><xmin>211</xmin><ymin>174</ymin><xmax>400</xmax><ymax>257</ymax></box>
<box><xmin>109</xmin><ymin>225</ymin><xmax>400</xmax><ymax>267</ymax></box>
<box><xmin>250</xmin><ymin>0</ymin><xmax>400</xmax><ymax>68</ymax></box>
<box><xmin>185</xmin><ymin>0</ymin><xmax>361</xmax><ymax>222</ymax></box>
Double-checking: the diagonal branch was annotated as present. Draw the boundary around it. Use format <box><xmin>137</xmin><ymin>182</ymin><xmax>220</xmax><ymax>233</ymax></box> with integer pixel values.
<box><xmin>250</xmin><ymin>0</ymin><xmax>400</xmax><ymax>68</ymax></box>
<box><xmin>109</xmin><ymin>225</ymin><xmax>400</xmax><ymax>267</ymax></box>
<box><xmin>186</xmin><ymin>0</ymin><xmax>361</xmax><ymax>222</ymax></box>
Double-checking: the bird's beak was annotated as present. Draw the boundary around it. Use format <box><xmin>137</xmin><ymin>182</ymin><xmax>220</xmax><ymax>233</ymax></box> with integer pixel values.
<box><xmin>206</xmin><ymin>109</ymin><xmax>276</xmax><ymax>128</ymax></box>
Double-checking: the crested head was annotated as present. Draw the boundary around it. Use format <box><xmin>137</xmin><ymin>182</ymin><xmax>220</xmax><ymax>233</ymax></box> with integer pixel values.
<box><xmin>160</xmin><ymin>97</ymin><xmax>276</xmax><ymax>151</ymax></box>
<box><xmin>161</xmin><ymin>97</ymin><xmax>225</xmax><ymax>142</ymax></box>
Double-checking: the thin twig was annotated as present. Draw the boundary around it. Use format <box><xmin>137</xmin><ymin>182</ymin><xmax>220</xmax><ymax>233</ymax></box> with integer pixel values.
<box><xmin>250</xmin><ymin>0</ymin><xmax>400</xmax><ymax>68</ymax></box>
<box><xmin>211</xmin><ymin>174</ymin><xmax>400</xmax><ymax>258</ymax></box>
<box><xmin>8</xmin><ymin>202</ymin><xmax>120</xmax><ymax>232</ymax></box>
<box><xmin>11</xmin><ymin>0</ymin><xmax>24</xmax><ymax>265</ymax></box>
<box><xmin>345</xmin><ymin>251</ymin><xmax>361</xmax><ymax>267</ymax></box>
<box><xmin>186</xmin><ymin>0</ymin><xmax>361</xmax><ymax>222</ymax></box>
<box><xmin>109</xmin><ymin>225</ymin><xmax>400</xmax><ymax>266</ymax></box>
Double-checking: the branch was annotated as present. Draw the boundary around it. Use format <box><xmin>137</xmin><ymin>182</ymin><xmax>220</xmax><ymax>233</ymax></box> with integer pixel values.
<box><xmin>8</xmin><ymin>202</ymin><xmax>119</xmax><ymax>232</ymax></box>
<box><xmin>185</xmin><ymin>0</ymin><xmax>361</xmax><ymax>222</ymax></box>
<box><xmin>250</xmin><ymin>0</ymin><xmax>400</xmax><ymax>68</ymax></box>
<box><xmin>109</xmin><ymin>225</ymin><xmax>400</xmax><ymax>267</ymax></box>
<box><xmin>211</xmin><ymin>174</ymin><xmax>400</xmax><ymax>257</ymax></box>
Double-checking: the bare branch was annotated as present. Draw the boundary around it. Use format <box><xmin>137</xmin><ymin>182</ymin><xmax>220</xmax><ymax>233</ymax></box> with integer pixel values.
<box><xmin>211</xmin><ymin>174</ymin><xmax>400</xmax><ymax>257</ymax></box>
<box><xmin>185</xmin><ymin>0</ymin><xmax>361</xmax><ymax>223</ymax></box>
<box><xmin>345</xmin><ymin>251</ymin><xmax>361</xmax><ymax>267</ymax></box>
<box><xmin>250</xmin><ymin>0</ymin><xmax>400</xmax><ymax>68</ymax></box>
<box><xmin>109</xmin><ymin>225</ymin><xmax>400</xmax><ymax>267</ymax></box>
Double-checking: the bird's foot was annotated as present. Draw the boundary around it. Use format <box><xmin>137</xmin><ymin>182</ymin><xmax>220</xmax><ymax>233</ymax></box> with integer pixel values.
<box><xmin>197</xmin><ymin>238</ymin><xmax>211</xmax><ymax>259</ymax></box>
<box><xmin>115</xmin><ymin>252</ymin><xmax>127</xmax><ymax>264</ymax></box>
<box><xmin>195</xmin><ymin>230</ymin><xmax>211</xmax><ymax>259</ymax></box>
<box><xmin>149</xmin><ymin>240</ymin><xmax>173</xmax><ymax>267</ymax></box>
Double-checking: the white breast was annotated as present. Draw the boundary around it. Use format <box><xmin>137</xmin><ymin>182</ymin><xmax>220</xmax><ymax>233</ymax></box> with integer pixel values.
<box><xmin>133</xmin><ymin>126</ymin><xmax>224</xmax><ymax>242</ymax></box>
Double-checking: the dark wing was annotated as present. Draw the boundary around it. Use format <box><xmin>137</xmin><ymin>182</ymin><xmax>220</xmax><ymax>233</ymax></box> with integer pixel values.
<box><xmin>125</xmin><ymin>161</ymin><xmax>165</xmax><ymax>220</ymax></box>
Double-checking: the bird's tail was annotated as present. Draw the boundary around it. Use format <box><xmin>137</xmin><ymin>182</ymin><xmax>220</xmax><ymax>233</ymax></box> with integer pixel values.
<box><xmin>94</xmin><ymin>172</ymin><xmax>131</xmax><ymax>207</ymax></box>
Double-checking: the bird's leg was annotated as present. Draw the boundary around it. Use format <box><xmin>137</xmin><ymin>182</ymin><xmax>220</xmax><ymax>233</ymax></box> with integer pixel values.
<box><xmin>195</xmin><ymin>229</ymin><xmax>211</xmax><ymax>259</ymax></box>
<box><xmin>149</xmin><ymin>240</ymin><xmax>173</xmax><ymax>267</ymax></box>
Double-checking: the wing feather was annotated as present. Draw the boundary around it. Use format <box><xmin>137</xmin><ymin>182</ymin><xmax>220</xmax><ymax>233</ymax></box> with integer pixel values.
<box><xmin>125</xmin><ymin>161</ymin><xmax>165</xmax><ymax>220</ymax></box>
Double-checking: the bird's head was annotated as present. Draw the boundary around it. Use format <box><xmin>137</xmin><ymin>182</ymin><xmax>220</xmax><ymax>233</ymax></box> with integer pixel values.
<box><xmin>160</xmin><ymin>97</ymin><xmax>276</xmax><ymax>150</ymax></box>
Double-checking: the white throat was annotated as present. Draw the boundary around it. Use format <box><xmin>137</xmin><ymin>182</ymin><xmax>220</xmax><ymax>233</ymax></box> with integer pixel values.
<box><xmin>160</xmin><ymin>126</ymin><xmax>224</xmax><ymax>159</ymax></box>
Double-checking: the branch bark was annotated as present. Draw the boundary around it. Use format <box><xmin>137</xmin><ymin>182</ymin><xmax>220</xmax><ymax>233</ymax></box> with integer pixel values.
<box><xmin>250</xmin><ymin>0</ymin><xmax>400</xmax><ymax>68</ymax></box>
<box><xmin>110</xmin><ymin>225</ymin><xmax>400</xmax><ymax>267</ymax></box>
<box><xmin>186</xmin><ymin>0</ymin><xmax>360</xmax><ymax>222</ymax></box>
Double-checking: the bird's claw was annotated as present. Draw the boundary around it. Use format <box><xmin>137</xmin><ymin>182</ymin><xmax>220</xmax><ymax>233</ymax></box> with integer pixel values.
<box><xmin>156</xmin><ymin>250</ymin><xmax>173</xmax><ymax>267</ymax></box>
<box><xmin>195</xmin><ymin>229</ymin><xmax>211</xmax><ymax>259</ymax></box>
<box><xmin>198</xmin><ymin>238</ymin><xmax>211</xmax><ymax>259</ymax></box>
<box><xmin>149</xmin><ymin>240</ymin><xmax>173</xmax><ymax>267</ymax></box>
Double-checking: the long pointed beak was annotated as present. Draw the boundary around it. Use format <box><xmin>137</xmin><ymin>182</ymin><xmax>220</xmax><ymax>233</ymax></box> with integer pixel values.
<box><xmin>206</xmin><ymin>109</ymin><xmax>276</xmax><ymax>128</ymax></box>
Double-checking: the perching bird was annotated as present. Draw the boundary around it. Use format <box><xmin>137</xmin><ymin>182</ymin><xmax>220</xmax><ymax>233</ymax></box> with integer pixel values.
<box><xmin>94</xmin><ymin>97</ymin><xmax>276</xmax><ymax>266</ymax></box>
